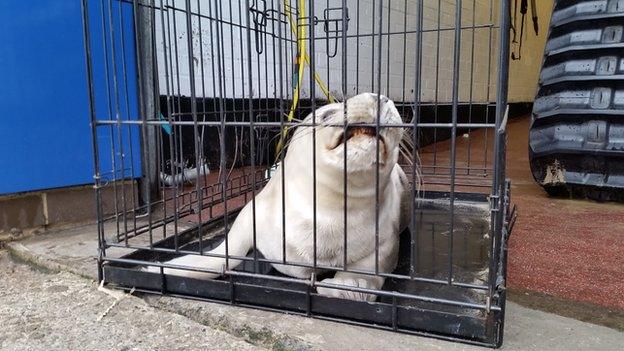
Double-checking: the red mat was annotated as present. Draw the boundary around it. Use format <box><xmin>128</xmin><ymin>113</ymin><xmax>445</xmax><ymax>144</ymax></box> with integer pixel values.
<box><xmin>506</xmin><ymin>117</ymin><xmax>624</xmax><ymax>310</ymax></box>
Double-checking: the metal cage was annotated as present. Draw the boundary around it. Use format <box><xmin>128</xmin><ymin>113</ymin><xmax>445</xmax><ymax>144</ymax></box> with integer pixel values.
<box><xmin>82</xmin><ymin>0</ymin><xmax>513</xmax><ymax>347</ymax></box>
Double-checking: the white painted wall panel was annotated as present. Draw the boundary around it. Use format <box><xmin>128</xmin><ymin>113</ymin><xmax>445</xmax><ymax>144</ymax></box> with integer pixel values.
<box><xmin>154</xmin><ymin>0</ymin><xmax>500</xmax><ymax>103</ymax></box>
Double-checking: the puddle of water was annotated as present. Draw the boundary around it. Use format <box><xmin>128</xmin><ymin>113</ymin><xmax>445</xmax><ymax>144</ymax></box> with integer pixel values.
<box><xmin>381</xmin><ymin>198</ymin><xmax>492</xmax><ymax>317</ymax></box>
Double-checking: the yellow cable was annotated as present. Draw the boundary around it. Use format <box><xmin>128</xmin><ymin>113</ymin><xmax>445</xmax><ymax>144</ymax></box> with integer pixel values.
<box><xmin>283</xmin><ymin>0</ymin><xmax>335</xmax><ymax>103</ymax></box>
<box><xmin>276</xmin><ymin>0</ymin><xmax>337</xmax><ymax>158</ymax></box>
<box><xmin>276</xmin><ymin>0</ymin><xmax>305</xmax><ymax>156</ymax></box>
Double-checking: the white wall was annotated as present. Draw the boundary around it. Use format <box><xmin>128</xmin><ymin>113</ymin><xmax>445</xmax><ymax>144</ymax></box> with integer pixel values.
<box><xmin>154</xmin><ymin>0</ymin><xmax>501</xmax><ymax>103</ymax></box>
<box><xmin>508</xmin><ymin>0</ymin><xmax>553</xmax><ymax>103</ymax></box>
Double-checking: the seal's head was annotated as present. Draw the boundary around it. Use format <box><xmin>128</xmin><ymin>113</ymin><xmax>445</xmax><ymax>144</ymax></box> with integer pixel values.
<box><xmin>285</xmin><ymin>93</ymin><xmax>403</xmax><ymax>196</ymax></box>
<box><xmin>323</xmin><ymin>93</ymin><xmax>403</xmax><ymax>172</ymax></box>
<box><xmin>285</xmin><ymin>93</ymin><xmax>404</xmax><ymax>192</ymax></box>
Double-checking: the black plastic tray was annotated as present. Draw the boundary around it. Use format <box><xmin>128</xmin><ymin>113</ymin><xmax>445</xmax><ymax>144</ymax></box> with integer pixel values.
<box><xmin>102</xmin><ymin>192</ymin><xmax>504</xmax><ymax>348</ymax></box>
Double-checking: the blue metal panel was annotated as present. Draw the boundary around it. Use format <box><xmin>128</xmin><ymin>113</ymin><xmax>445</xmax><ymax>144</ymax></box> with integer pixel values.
<box><xmin>0</xmin><ymin>0</ymin><xmax>141</xmax><ymax>195</ymax></box>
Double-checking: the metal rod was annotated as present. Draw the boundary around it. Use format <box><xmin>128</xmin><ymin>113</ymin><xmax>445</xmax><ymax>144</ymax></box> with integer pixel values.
<box><xmin>81</xmin><ymin>0</ymin><xmax>106</xmax><ymax>282</ymax></box>
<box><xmin>411</xmin><ymin>0</ymin><xmax>424</xmax><ymax>278</ymax></box>
<box><xmin>340</xmin><ymin>0</ymin><xmax>348</xmax><ymax>272</ymax></box>
<box><xmin>244</xmin><ymin>0</ymin><xmax>259</xmax><ymax>273</ymax></box>
<box><xmin>447</xmin><ymin>0</ymin><xmax>463</xmax><ymax>284</ymax></box>
<box><xmin>490</xmin><ymin>0</ymin><xmax>511</xmax><ymax>300</ymax></box>
<box><xmin>95</xmin><ymin>120</ymin><xmax>498</xmax><ymax>129</ymax></box>
<box><xmin>373</xmin><ymin>0</ymin><xmax>384</xmax><ymax>275</ymax></box>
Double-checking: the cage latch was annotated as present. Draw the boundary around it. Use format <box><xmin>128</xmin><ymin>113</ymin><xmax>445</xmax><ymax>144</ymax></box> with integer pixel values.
<box><xmin>503</xmin><ymin>180</ymin><xmax>516</xmax><ymax>238</ymax></box>
<box><xmin>488</xmin><ymin>194</ymin><xmax>500</xmax><ymax>213</ymax></box>
<box><xmin>250</xmin><ymin>0</ymin><xmax>268</xmax><ymax>54</ymax></box>
<box><xmin>309</xmin><ymin>272</ymin><xmax>317</xmax><ymax>287</ymax></box>
<box><xmin>495</xmin><ymin>275</ymin><xmax>506</xmax><ymax>293</ymax></box>
<box><xmin>92</xmin><ymin>174</ymin><xmax>102</xmax><ymax>189</ymax></box>
<box><xmin>320</xmin><ymin>7</ymin><xmax>349</xmax><ymax>57</ymax></box>
<box><xmin>506</xmin><ymin>204</ymin><xmax>517</xmax><ymax>238</ymax></box>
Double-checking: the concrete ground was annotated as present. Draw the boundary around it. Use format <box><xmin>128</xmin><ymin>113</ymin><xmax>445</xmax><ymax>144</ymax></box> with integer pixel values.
<box><xmin>3</xmin><ymin>224</ymin><xmax>623</xmax><ymax>351</ymax></box>
<box><xmin>0</xmin><ymin>251</ymin><xmax>260</xmax><ymax>351</ymax></box>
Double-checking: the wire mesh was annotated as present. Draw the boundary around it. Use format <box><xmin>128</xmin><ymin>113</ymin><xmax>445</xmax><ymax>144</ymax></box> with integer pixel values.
<box><xmin>82</xmin><ymin>0</ymin><xmax>511</xmax><ymax>346</ymax></box>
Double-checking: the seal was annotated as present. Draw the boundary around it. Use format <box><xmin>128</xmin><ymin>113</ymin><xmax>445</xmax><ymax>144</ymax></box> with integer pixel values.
<box><xmin>147</xmin><ymin>93</ymin><xmax>409</xmax><ymax>301</ymax></box>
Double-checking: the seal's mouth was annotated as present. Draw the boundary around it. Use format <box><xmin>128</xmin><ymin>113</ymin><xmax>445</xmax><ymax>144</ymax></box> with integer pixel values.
<box><xmin>329</xmin><ymin>126</ymin><xmax>386</xmax><ymax>150</ymax></box>
<box><xmin>345</xmin><ymin>126</ymin><xmax>377</xmax><ymax>140</ymax></box>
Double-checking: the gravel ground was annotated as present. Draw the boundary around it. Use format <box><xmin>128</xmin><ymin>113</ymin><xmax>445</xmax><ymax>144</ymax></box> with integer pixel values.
<box><xmin>0</xmin><ymin>251</ymin><xmax>263</xmax><ymax>351</ymax></box>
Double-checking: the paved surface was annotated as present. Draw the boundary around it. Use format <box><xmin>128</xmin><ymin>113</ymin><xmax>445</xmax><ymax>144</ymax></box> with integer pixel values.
<box><xmin>5</xmin><ymin>226</ymin><xmax>624</xmax><ymax>351</ymax></box>
<box><xmin>0</xmin><ymin>251</ymin><xmax>261</xmax><ymax>351</ymax></box>
<box><xmin>148</xmin><ymin>292</ymin><xmax>624</xmax><ymax>351</ymax></box>
<box><xmin>505</xmin><ymin>117</ymin><xmax>624</xmax><ymax>310</ymax></box>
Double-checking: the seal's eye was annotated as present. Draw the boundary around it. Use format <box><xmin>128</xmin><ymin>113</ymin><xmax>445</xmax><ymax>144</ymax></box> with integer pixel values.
<box><xmin>317</xmin><ymin>107</ymin><xmax>339</xmax><ymax>122</ymax></box>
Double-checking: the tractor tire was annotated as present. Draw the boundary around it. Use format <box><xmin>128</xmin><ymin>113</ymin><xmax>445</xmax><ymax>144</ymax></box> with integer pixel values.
<box><xmin>529</xmin><ymin>0</ymin><xmax>624</xmax><ymax>202</ymax></box>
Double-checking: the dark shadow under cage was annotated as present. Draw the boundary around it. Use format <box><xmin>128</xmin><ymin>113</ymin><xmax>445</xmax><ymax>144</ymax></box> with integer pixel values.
<box><xmin>82</xmin><ymin>0</ymin><xmax>514</xmax><ymax>347</ymax></box>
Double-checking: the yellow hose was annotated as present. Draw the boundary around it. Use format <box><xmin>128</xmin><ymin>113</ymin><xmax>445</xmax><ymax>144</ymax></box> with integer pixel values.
<box><xmin>283</xmin><ymin>0</ymin><xmax>335</xmax><ymax>103</ymax></box>
<box><xmin>286</xmin><ymin>0</ymin><xmax>306</xmax><ymax>126</ymax></box>
<box><xmin>276</xmin><ymin>0</ymin><xmax>336</xmax><ymax>158</ymax></box>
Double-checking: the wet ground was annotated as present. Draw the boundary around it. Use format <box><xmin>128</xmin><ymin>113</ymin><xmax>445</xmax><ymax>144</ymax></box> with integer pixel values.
<box><xmin>382</xmin><ymin>196</ymin><xmax>492</xmax><ymax>318</ymax></box>
<box><xmin>413</xmin><ymin>115</ymin><xmax>624</xmax><ymax>313</ymax></box>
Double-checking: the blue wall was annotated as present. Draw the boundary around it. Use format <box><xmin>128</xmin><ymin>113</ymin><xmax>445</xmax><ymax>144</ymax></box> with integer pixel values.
<box><xmin>0</xmin><ymin>0</ymin><xmax>141</xmax><ymax>195</ymax></box>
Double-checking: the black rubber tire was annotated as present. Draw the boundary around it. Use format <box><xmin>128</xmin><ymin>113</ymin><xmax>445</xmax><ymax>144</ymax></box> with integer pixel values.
<box><xmin>529</xmin><ymin>0</ymin><xmax>624</xmax><ymax>202</ymax></box>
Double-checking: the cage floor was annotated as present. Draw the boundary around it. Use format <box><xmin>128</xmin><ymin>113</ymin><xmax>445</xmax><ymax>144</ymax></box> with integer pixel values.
<box><xmin>104</xmin><ymin>191</ymin><xmax>501</xmax><ymax>346</ymax></box>
<box><xmin>385</xmin><ymin>194</ymin><xmax>491</xmax><ymax>316</ymax></box>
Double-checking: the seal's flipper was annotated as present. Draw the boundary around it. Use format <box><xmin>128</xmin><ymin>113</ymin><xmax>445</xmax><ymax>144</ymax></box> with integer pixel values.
<box><xmin>143</xmin><ymin>203</ymin><xmax>255</xmax><ymax>280</ymax></box>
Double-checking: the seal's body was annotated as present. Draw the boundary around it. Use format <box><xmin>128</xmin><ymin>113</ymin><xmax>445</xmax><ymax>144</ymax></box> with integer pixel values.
<box><xmin>149</xmin><ymin>93</ymin><xmax>408</xmax><ymax>301</ymax></box>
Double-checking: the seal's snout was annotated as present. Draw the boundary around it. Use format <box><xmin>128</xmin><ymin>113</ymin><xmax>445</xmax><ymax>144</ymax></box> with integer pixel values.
<box><xmin>345</xmin><ymin>92</ymin><xmax>390</xmax><ymax>124</ymax></box>
<box><xmin>325</xmin><ymin>93</ymin><xmax>403</xmax><ymax>152</ymax></box>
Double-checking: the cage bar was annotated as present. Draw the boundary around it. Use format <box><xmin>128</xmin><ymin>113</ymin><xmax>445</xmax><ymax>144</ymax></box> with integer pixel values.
<box><xmin>82</xmin><ymin>0</ymin><xmax>512</xmax><ymax>347</ymax></box>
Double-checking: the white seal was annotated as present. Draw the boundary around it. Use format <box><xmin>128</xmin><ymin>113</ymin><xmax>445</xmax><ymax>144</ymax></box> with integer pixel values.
<box><xmin>147</xmin><ymin>93</ymin><xmax>409</xmax><ymax>301</ymax></box>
